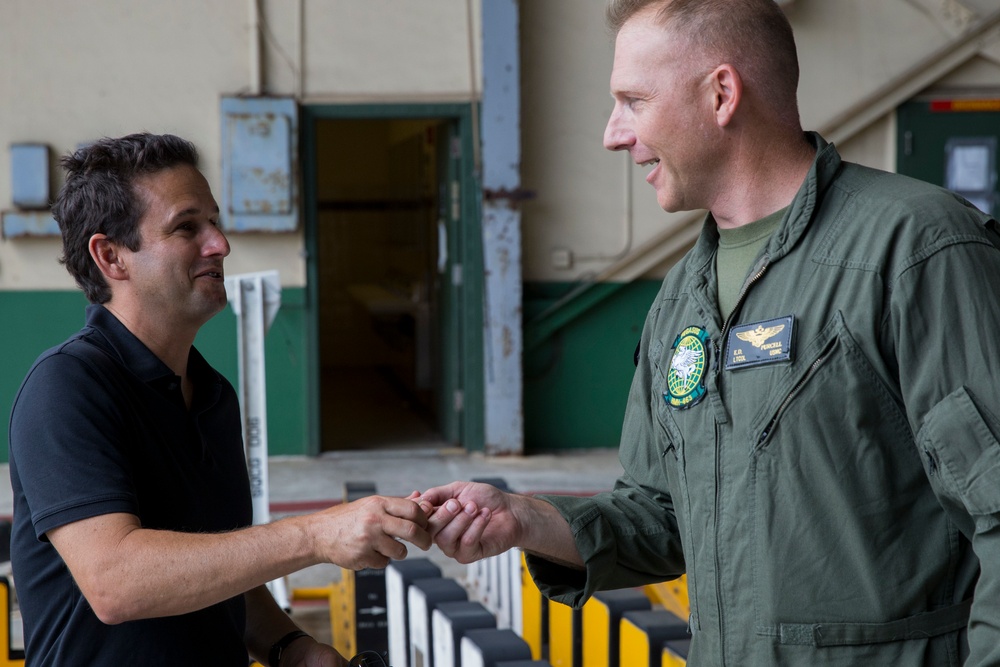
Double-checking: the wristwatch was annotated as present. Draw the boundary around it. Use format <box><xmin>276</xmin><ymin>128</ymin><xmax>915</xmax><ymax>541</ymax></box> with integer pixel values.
<box><xmin>268</xmin><ymin>629</ymin><xmax>311</xmax><ymax>667</ymax></box>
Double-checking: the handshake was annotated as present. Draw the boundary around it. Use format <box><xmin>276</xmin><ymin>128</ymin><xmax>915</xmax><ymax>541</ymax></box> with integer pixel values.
<box><xmin>319</xmin><ymin>480</ymin><xmax>581</xmax><ymax>572</ymax></box>
<box><xmin>288</xmin><ymin>480</ymin><xmax>584</xmax><ymax>667</ymax></box>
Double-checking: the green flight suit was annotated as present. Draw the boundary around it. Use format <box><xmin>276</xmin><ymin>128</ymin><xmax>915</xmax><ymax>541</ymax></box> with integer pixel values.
<box><xmin>528</xmin><ymin>133</ymin><xmax>1000</xmax><ymax>666</ymax></box>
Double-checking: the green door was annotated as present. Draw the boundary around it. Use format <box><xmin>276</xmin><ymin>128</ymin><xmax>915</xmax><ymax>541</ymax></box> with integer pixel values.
<box><xmin>436</xmin><ymin>121</ymin><xmax>464</xmax><ymax>445</ymax></box>
<box><xmin>897</xmin><ymin>99</ymin><xmax>999</xmax><ymax>218</ymax></box>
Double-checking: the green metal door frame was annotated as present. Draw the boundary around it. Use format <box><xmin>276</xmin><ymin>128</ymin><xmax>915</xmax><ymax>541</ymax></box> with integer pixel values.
<box><xmin>300</xmin><ymin>103</ymin><xmax>485</xmax><ymax>453</ymax></box>
<box><xmin>435</xmin><ymin>121</ymin><xmax>464</xmax><ymax>446</ymax></box>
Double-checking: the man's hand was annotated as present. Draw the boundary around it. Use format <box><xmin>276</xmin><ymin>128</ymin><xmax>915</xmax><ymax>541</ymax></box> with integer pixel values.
<box><xmin>414</xmin><ymin>481</ymin><xmax>511</xmax><ymax>564</ymax></box>
<box><xmin>307</xmin><ymin>495</ymin><xmax>432</xmax><ymax>570</ymax></box>
<box><xmin>414</xmin><ymin>481</ymin><xmax>583</xmax><ymax>569</ymax></box>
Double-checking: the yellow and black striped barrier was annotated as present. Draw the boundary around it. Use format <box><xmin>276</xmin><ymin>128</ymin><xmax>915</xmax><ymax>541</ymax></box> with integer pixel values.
<box><xmin>0</xmin><ymin>578</ymin><xmax>24</xmax><ymax>667</ymax></box>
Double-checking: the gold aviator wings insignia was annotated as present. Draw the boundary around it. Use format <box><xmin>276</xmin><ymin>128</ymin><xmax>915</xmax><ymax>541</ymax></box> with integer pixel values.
<box><xmin>736</xmin><ymin>324</ymin><xmax>785</xmax><ymax>349</ymax></box>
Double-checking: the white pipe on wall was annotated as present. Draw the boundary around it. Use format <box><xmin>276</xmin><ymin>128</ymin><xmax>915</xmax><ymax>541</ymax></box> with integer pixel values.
<box><xmin>249</xmin><ymin>0</ymin><xmax>263</xmax><ymax>94</ymax></box>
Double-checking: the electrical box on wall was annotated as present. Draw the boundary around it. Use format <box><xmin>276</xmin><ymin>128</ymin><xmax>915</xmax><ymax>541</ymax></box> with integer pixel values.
<box><xmin>3</xmin><ymin>142</ymin><xmax>60</xmax><ymax>238</ymax></box>
<box><xmin>10</xmin><ymin>143</ymin><xmax>50</xmax><ymax>209</ymax></box>
<box><xmin>220</xmin><ymin>96</ymin><xmax>299</xmax><ymax>232</ymax></box>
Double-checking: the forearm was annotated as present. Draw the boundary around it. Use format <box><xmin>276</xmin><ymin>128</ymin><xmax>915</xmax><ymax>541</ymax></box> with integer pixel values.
<box><xmin>512</xmin><ymin>494</ymin><xmax>584</xmax><ymax>569</ymax></box>
<box><xmin>245</xmin><ymin>585</ymin><xmax>347</xmax><ymax>667</ymax></box>
<box><xmin>49</xmin><ymin>513</ymin><xmax>321</xmax><ymax>624</ymax></box>
<box><xmin>244</xmin><ymin>585</ymin><xmax>301</xmax><ymax>665</ymax></box>
<box><xmin>49</xmin><ymin>494</ymin><xmax>429</xmax><ymax>625</ymax></box>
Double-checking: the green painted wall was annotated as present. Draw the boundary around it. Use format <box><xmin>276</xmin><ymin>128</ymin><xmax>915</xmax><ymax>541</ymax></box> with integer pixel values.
<box><xmin>1</xmin><ymin>288</ymin><xmax>311</xmax><ymax>463</ymax></box>
<box><xmin>197</xmin><ymin>287</ymin><xmax>311</xmax><ymax>456</ymax></box>
<box><xmin>523</xmin><ymin>280</ymin><xmax>662</xmax><ymax>451</ymax></box>
<box><xmin>2</xmin><ymin>291</ymin><xmax>90</xmax><ymax>466</ymax></box>
<box><xmin>3</xmin><ymin>281</ymin><xmax>661</xmax><ymax>460</ymax></box>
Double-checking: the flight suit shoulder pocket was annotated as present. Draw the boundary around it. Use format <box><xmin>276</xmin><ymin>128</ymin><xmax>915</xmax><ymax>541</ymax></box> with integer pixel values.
<box><xmin>919</xmin><ymin>386</ymin><xmax>1000</xmax><ymax>516</ymax></box>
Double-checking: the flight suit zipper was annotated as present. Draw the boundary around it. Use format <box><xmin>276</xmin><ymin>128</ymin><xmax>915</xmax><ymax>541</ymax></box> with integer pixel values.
<box><xmin>712</xmin><ymin>255</ymin><xmax>769</xmax><ymax>666</ymax></box>
<box><xmin>713</xmin><ymin>420</ymin><xmax>727</xmax><ymax>664</ymax></box>
<box><xmin>756</xmin><ymin>340</ymin><xmax>835</xmax><ymax>448</ymax></box>
<box><xmin>718</xmin><ymin>255</ymin><xmax>771</xmax><ymax>364</ymax></box>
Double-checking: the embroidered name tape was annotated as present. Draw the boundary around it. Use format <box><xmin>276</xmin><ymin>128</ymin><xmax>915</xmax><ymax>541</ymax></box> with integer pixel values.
<box><xmin>725</xmin><ymin>315</ymin><xmax>794</xmax><ymax>370</ymax></box>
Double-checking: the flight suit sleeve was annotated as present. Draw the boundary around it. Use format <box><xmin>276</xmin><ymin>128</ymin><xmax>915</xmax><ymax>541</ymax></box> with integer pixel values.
<box><xmin>526</xmin><ymin>302</ymin><xmax>686</xmax><ymax>608</ymax></box>
<box><xmin>892</xmin><ymin>218</ymin><xmax>1000</xmax><ymax>666</ymax></box>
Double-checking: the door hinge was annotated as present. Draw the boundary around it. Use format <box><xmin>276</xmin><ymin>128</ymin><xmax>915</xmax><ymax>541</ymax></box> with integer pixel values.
<box><xmin>450</xmin><ymin>136</ymin><xmax>462</xmax><ymax>159</ymax></box>
<box><xmin>452</xmin><ymin>263</ymin><xmax>463</xmax><ymax>286</ymax></box>
<box><xmin>451</xmin><ymin>180</ymin><xmax>460</xmax><ymax>221</ymax></box>
<box><xmin>453</xmin><ymin>389</ymin><xmax>465</xmax><ymax>412</ymax></box>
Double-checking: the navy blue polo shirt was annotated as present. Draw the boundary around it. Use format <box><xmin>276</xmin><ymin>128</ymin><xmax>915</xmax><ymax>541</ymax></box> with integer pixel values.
<box><xmin>9</xmin><ymin>304</ymin><xmax>253</xmax><ymax>666</ymax></box>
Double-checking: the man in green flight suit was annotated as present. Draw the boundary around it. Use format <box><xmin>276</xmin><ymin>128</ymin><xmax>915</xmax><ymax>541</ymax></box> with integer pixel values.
<box><xmin>418</xmin><ymin>0</ymin><xmax>1000</xmax><ymax>665</ymax></box>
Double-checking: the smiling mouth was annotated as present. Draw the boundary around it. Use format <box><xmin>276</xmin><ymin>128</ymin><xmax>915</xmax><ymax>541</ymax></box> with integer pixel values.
<box><xmin>639</xmin><ymin>158</ymin><xmax>660</xmax><ymax>168</ymax></box>
<box><xmin>198</xmin><ymin>271</ymin><xmax>224</xmax><ymax>279</ymax></box>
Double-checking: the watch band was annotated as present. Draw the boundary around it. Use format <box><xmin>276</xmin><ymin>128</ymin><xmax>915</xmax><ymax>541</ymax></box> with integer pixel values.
<box><xmin>268</xmin><ymin>629</ymin><xmax>311</xmax><ymax>667</ymax></box>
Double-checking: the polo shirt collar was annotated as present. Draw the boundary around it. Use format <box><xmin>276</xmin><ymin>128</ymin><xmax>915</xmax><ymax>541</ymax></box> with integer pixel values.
<box><xmin>83</xmin><ymin>305</ymin><xmax>222</xmax><ymax>405</ymax></box>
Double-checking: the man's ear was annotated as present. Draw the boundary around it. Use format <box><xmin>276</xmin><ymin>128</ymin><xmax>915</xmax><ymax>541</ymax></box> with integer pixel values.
<box><xmin>88</xmin><ymin>234</ymin><xmax>129</xmax><ymax>282</ymax></box>
<box><xmin>711</xmin><ymin>63</ymin><xmax>742</xmax><ymax>127</ymax></box>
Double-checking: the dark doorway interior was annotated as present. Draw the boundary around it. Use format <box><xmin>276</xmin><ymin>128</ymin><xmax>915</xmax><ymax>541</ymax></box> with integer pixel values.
<box><xmin>314</xmin><ymin>118</ymin><xmax>446</xmax><ymax>451</ymax></box>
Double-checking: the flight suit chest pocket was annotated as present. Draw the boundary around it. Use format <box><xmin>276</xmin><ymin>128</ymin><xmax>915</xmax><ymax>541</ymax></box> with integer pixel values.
<box><xmin>747</xmin><ymin>311</ymin><xmax>949</xmax><ymax>642</ymax></box>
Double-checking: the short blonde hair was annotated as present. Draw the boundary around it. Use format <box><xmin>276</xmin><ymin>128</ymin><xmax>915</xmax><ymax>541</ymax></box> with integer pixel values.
<box><xmin>606</xmin><ymin>0</ymin><xmax>801</xmax><ymax>126</ymax></box>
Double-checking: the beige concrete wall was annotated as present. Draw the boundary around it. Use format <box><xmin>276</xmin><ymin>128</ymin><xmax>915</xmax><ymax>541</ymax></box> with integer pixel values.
<box><xmin>0</xmin><ymin>0</ymin><xmax>997</xmax><ymax>290</ymax></box>
<box><xmin>0</xmin><ymin>0</ymin><xmax>479</xmax><ymax>291</ymax></box>
<box><xmin>520</xmin><ymin>0</ymin><xmax>1000</xmax><ymax>282</ymax></box>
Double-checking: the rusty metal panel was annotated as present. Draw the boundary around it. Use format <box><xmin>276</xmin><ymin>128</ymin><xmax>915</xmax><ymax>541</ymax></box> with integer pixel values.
<box><xmin>1</xmin><ymin>210</ymin><xmax>59</xmax><ymax>238</ymax></box>
<box><xmin>221</xmin><ymin>97</ymin><xmax>298</xmax><ymax>232</ymax></box>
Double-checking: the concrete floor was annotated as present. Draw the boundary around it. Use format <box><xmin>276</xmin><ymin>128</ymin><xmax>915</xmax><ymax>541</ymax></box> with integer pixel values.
<box><xmin>0</xmin><ymin>447</ymin><xmax>625</xmax><ymax>652</ymax></box>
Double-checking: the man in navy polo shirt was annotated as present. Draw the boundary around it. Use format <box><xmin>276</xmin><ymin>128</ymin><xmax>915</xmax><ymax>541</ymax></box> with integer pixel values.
<box><xmin>9</xmin><ymin>133</ymin><xmax>431</xmax><ymax>666</ymax></box>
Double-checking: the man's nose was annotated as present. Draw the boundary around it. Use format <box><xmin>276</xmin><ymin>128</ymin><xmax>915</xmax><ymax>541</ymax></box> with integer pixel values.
<box><xmin>205</xmin><ymin>225</ymin><xmax>231</xmax><ymax>257</ymax></box>
<box><xmin>604</xmin><ymin>106</ymin><xmax>634</xmax><ymax>152</ymax></box>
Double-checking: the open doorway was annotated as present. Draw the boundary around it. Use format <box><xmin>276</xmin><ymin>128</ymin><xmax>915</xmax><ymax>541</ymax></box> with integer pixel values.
<box><xmin>313</xmin><ymin>117</ymin><xmax>447</xmax><ymax>451</ymax></box>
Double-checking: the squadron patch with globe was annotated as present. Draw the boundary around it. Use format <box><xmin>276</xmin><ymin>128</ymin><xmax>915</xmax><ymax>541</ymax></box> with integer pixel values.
<box><xmin>665</xmin><ymin>326</ymin><xmax>710</xmax><ymax>409</ymax></box>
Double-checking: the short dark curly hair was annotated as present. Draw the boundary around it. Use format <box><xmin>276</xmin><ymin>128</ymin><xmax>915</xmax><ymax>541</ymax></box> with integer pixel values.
<box><xmin>52</xmin><ymin>132</ymin><xmax>200</xmax><ymax>303</ymax></box>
